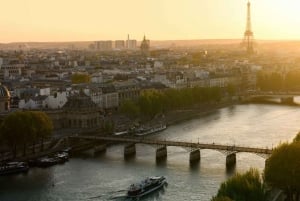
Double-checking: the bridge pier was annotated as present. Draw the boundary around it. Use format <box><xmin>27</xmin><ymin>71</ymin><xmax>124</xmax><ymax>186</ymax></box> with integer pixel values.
<box><xmin>281</xmin><ymin>97</ymin><xmax>294</xmax><ymax>104</ymax></box>
<box><xmin>94</xmin><ymin>144</ymin><xmax>106</xmax><ymax>155</ymax></box>
<box><xmin>124</xmin><ymin>143</ymin><xmax>136</xmax><ymax>158</ymax></box>
<box><xmin>226</xmin><ymin>153</ymin><xmax>236</xmax><ymax>168</ymax></box>
<box><xmin>156</xmin><ymin>146</ymin><xmax>167</xmax><ymax>161</ymax></box>
<box><xmin>189</xmin><ymin>149</ymin><xmax>200</xmax><ymax>164</ymax></box>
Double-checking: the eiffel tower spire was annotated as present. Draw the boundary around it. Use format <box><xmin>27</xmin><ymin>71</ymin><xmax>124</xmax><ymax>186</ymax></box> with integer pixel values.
<box><xmin>243</xmin><ymin>1</ymin><xmax>254</xmax><ymax>54</ymax></box>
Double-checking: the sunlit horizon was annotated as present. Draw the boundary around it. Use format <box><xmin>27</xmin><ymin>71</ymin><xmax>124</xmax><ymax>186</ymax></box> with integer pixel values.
<box><xmin>2</xmin><ymin>0</ymin><xmax>300</xmax><ymax>43</ymax></box>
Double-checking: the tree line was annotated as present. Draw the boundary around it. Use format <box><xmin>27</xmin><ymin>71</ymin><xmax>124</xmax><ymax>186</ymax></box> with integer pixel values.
<box><xmin>212</xmin><ymin>132</ymin><xmax>300</xmax><ymax>201</ymax></box>
<box><xmin>120</xmin><ymin>87</ymin><xmax>223</xmax><ymax>119</ymax></box>
<box><xmin>0</xmin><ymin>111</ymin><xmax>53</xmax><ymax>158</ymax></box>
<box><xmin>257</xmin><ymin>70</ymin><xmax>300</xmax><ymax>91</ymax></box>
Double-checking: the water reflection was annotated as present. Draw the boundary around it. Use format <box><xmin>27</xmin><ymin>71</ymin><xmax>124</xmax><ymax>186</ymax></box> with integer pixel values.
<box><xmin>225</xmin><ymin>164</ymin><xmax>236</xmax><ymax>176</ymax></box>
<box><xmin>189</xmin><ymin>159</ymin><xmax>200</xmax><ymax>169</ymax></box>
<box><xmin>156</xmin><ymin>158</ymin><xmax>167</xmax><ymax>167</ymax></box>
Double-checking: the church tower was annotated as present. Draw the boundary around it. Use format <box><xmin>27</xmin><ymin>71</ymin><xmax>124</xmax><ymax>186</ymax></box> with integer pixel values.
<box><xmin>140</xmin><ymin>35</ymin><xmax>150</xmax><ymax>56</ymax></box>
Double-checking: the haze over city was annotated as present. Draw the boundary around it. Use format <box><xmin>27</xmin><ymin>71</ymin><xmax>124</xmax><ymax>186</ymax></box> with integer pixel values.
<box><xmin>1</xmin><ymin>1</ymin><xmax>300</xmax><ymax>201</ymax></box>
<box><xmin>2</xmin><ymin>0</ymin><xmax>300</xmax><ymax>42</ymax></box>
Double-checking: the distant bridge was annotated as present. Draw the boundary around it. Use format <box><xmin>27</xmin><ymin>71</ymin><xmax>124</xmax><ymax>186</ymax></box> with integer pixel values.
<box><xmin>70</xmin><ymin>135</ymin><xmax>273</xmax><ymax>168</ymax></box>
<box><xmin>250</xmin><ymin>92</ymin><xmax>300</xmax><ymax>98</ymax></box>
<box><xmin>244</xmin><ymin>92</ymin><xmax>300</xmax><ymax>104</ymax></box>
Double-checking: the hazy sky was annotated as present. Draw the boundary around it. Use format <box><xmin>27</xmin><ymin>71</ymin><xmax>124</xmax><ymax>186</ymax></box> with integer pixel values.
<box><xmin>1</xmin><ymin>0</ymin><xmax>300</xmax><ymax>42</ymax></box>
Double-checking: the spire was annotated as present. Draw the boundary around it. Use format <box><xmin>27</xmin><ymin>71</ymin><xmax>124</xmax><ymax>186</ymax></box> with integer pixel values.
<box><xmin>140</xmin><ymin>34</ymin><xmax>150</xmax><ymax>56</ymax></box>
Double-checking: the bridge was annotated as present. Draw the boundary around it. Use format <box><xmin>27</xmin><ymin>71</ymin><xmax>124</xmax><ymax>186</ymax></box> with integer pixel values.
<box><xmin>243</xmin><ymin>92</ymin><xmax>300</xmax><ymax>104</ymax></box>
<box><xmin>70</xmin><ymin>135</ymin><xmax>273</xmax><ymax>168</ymax></box>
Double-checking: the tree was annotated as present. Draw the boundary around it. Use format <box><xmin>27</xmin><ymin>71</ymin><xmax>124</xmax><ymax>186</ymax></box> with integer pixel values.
<box><xmin>119</xmin><ymin>100</ymin><xmax>140</xmax><ymax>119</ymax></box>
<box><xmin>0</xmin><ymin>111</ymin><xmax>53</xmax><ymax>157</ymax></box>
<box><xmin>264</xmin><ymin>143</ymin><xmax>300</xmax><ymax>201</ymax></box>
<box><xmin>211</xmin><ymin>196</ymin><xmax>232</xmax><ymax>201</ymax></box>
<box><xmin>30</xmin><ymin>111</ymin><xmax>53</xmax><ymax>151</ymax></box>
<box><xmin>0</xmin><ymin>111</ymin><xmax>26</xmax><ymax>157</ymax></box>
<box><xmin>117</xmin><ymin>87</ymin><xmax>223</xmax><ymax>120</ymax></box>
<box><xmin>213</xmin><ymin>168</ymin><xmax>266</xmax><ymax>201</ymax></box>
<box><xmin>285</xmin><ymin>70</ymin><xmax>300</xmax><ymax>90</ymax></box>
<box><xmin>226</xmin><ymin>84</ymin><xmax>236</xmax><ymax>96</ymax></box>
<box><xmin>293</xmin><ymin>132</ymin><xmax>300</xmax><ymax>143</ymax></box>
<box><xmin>102</xmin><ymin>121</ymin><xmax>114</xmax><ymax>134</ymax></box>
<box><xmin>71</xmin><ymin>73</ymin><xmax>91</xmax><ymax>84</ymax></box>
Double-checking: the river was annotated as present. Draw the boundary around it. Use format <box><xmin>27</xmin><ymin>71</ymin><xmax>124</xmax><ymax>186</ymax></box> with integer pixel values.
<box><xmin>1</xmin><ymin>103</ymin><xmax>300</xmax><ymax>201</ymax></box>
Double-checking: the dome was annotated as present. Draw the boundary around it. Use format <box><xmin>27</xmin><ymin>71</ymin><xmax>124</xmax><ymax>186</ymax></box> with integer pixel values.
<box><xmin>0</xmin><ymin>84</ymin><xmax>10</xmax><ymax>98</ymax></box>
<box><xmin>63</xmin><ymin>93</ymin><xmax>98</xmax><ymax>111</ymax></box>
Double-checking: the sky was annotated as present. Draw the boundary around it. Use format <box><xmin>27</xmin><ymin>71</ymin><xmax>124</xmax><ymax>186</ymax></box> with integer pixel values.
<box><xmin>1</xmin><ymin>0</ymin><xmax>300</xmax><ymax>43</ymax></box>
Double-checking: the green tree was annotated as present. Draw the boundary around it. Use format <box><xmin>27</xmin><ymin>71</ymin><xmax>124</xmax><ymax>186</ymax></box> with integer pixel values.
<box><xmin>285</xmin><ymin>70</ymin><xmax>300</xmax><ymax>90</ymax></box>
<box><xmin>0</xmin><ymin>111</ymin><xmax>26</xmax><ymax>157</ymax></box>
<box><xmin>71</xmin><ymin>73</ymin><xmax>91</xmax><ymax>84</ymax></box>
<box><xmin>293</xmin><ymin>132</ymin><xmax>300</xmax><ymax>143</ymax></box>
<box><xmin>118</xmin><ymin>87</ymin><xmax>222</xmax><ymax>120</ymax></box>
<box><xmin>119</xmin><ymin>100</ymin><xmax>140</xmax><ymax>119</ymax></box>
<box><xmin>226</xmin><ymin>84</ymin><xmax>236</xmax><ymax>96</ymax></box>
<box><xmin>256</xmin><ymin>71</ymin><xmax>284</xmax><ymax>91</ymax></box>
<box><xmin>264</xmin><ymin>143</ymin><xmax>300</xmax><ymax>201</ymax></box>
<box><xmin>31</xmin><ymin>111</ymin><xmax>53</xmax><ymax>151</ymax></box>
<box><xmin>213</xmin><ymin>168</ymin><xmax>266</xmax><ymax>201</ymax></box>
<box><xmin>0</xmin><ymin>111</ymin><xmax>53</xmax><ymax>157</ymax></box>
<box><xmin>211</xmin><ymin>196</ymin><xmax>232</xmax><ymax>201</ymax></box>
<box><xmin>102</xmin><ymin>121</ymin><xmax>114</xmax><ymax>134</ymax></box>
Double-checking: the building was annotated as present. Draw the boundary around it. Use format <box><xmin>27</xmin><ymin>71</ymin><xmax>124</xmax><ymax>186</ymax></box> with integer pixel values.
<box><xmin>81</xmin><ymin>84</ymin><xmax>119</xmax><ymax>110</ymax></box>
<box><xmin>115</xmin><ymin>40</ymin><xmax>125</xmax><ymax>49</ymax></box>
<box><xmin>59</xmin><ymin>91</ymin><xmax>102</xmax><ymax>129</ymax></box>
<box><xmin>18</xmin><ymin>95</ymin><xmax>47</xmax><ymax>109</ymax></box>
<box><xmin>114</xmin><ymin>80</ymin><xmax>140</xmax><ymax>104</ymax></box>
<box><xmin>95</xmin><ymin>41</ymin><xmax>113</xmax><ymax>51</ymax></box>
<box><xmin>140</xmin><ymin>35</ymin><xmax>150</xmax><ymax>56</ymax></box>
<box><xmin>0</xmin><ymin>58</ymin><xmax>3</xmax><ymax>82</ymax></box>
<box><xmin>127</xmin><ymin>40</ymin><xmax>137</xmax><ymax>49</ymax></box>
<box><xmin>101</xmin><ymin>85</ymin><xmax>119</xmax><ymax>109</ymax></box>
<box><xmin>0</xmin><ymin>84</ymin><xmax>10</xmax><ymax>113</ymax></box>
<box><xmin>45</xmin><ymin>91</ymin><xmax>68</xmax><ymax>109</ymax></box>
<box><xmin>126</xmin><ymin>35</ymin><xmax>137</xmax><ymax>50</ymax></box>
<box><xmin>0</xmin><ymin>63</ymin><xmax>25</xmax><ymax>80</ymax></box>
<box><xmin>91</xmin><ymin>72</ymin><xmax>103</xmax><ymax>84</ymax></box>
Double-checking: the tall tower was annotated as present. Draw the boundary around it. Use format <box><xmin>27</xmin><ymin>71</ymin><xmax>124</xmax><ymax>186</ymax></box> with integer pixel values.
<box><xmin>127</xmin><ymin>34</ymin><xmax>130</xmax><ymax>49</ymax></box>
<box><xmin>140</xmin><ymin>35</ymin><xmax>150</xmax><ymax>56</ymax></box>
<box><xmin>243</xmin><ymin>1</ymin><xmax>254</xmax><ymax>54</ymax></box>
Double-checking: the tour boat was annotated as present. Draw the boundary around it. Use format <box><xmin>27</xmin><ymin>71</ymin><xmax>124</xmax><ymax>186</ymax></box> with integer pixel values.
<box><xmin>54</xmin><ymin>152</ymin><xmax>69</xmax><ymax>163</ymax></box>
<box><xmin>30</xmin><ymin>151</ymin><xmax>69</xmax><ymax>167</ymax></box>
<box><xmin>0</xmin><ymin>162</ymin><xmax>29</xmax><ymax>176</ymax></box>
<box><xmin>135</xmin><ymin>124</ymin><xmax>167</xmax><ymax>136</ymax></box>
<box><xmin>127</xmin><ymin>176</ymin><xmax>167</xmax><ymax>198</ymax></box>
<box><xmin>113</xmin><ymin>130</ymin><xmax>128</xmax><ymax>136</ymax></box>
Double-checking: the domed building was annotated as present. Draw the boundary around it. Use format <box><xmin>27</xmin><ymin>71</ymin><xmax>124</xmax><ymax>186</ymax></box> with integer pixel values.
<box><xmin>45</xmin><ymin>90</ymin><xmax>103</xmax><ymax>131</ymax></box>
<box><xmin>0</xmin><ymin>84</ymin><xmax>10</xmax><ymax>113</ymax></box>
<box><xmin>60</xmin><ymin>91</ymin><xmax>102</xmax><ymax>129</ymax></box>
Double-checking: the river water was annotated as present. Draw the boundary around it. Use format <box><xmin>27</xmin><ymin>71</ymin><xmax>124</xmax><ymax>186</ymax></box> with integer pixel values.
<box><xmin>1</xmin><ymin>103</ymin><xmax>300</xmax><ymax>201</ymax></box>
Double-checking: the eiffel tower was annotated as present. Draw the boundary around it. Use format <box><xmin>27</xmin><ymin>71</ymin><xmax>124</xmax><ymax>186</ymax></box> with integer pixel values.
<box><xmin>243</xmin><ymin>1</ymin><xmax>254</xmax><ymax>54</ymax></box>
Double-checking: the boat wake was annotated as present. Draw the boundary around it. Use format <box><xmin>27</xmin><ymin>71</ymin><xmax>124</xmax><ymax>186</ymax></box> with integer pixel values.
<box><xmin>88</xmin><ymin>189</ymin><xmax>128</xmax><ymax>200</ymax></box>
<box><xmin>88</xmin><ymin>185</ymin><xmax>167</xmax><ymax>201</ymax></box>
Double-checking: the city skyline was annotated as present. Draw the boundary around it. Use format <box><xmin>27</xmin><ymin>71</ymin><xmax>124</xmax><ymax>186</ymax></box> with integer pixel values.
<box><xmin>2</xmin><ymin>0</ymin><xmax>300</xmax><ymax>43</ymax></box>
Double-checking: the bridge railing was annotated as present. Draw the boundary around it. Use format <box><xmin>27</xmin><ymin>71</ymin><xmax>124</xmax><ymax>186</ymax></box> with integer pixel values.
<box><xmin>70</xmin><ymin>135</ymin><xmax>273</xmax><ymax>154</ymax></box>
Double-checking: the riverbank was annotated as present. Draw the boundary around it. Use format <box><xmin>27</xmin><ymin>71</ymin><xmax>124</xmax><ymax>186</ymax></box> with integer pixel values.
<box><xmin>165</xmin><ymin>100</ymin><xmax>239</xmax><ymax>126</ymax></box>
